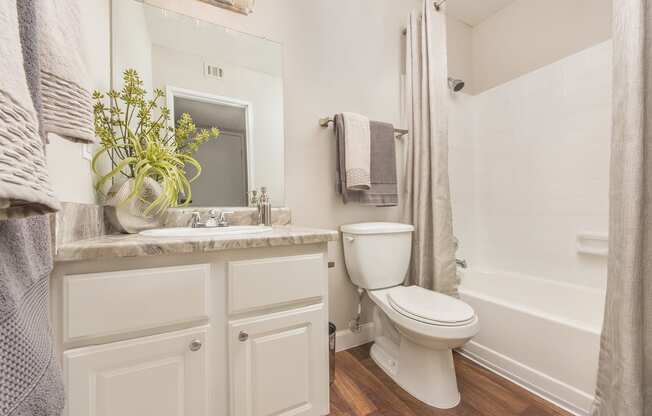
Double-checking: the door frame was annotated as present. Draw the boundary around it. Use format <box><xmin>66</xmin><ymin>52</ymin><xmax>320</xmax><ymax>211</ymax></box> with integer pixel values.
<box><xmin>166</xmin><ymin>86</ymin><xmax>255</xmax><ymax>193</ymax></box>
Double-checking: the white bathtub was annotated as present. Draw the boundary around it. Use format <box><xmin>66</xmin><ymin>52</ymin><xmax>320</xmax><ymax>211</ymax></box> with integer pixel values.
<box><xmin>458</xmin><ymin>269</ymin><xmax>605</xmax><ymax>416</ymax></box>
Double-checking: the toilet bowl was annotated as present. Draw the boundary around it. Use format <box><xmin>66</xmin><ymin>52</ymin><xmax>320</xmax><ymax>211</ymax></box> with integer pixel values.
<box><xmin>341</xmin><ymin>222</ymin><xmax>479</xmax><ymax>409</ymax></box>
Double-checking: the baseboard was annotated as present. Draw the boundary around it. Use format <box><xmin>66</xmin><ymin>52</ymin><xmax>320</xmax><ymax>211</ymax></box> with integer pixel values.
<box><xmin>459</xmin><ymin>342</ymin><xmax>593</xmax><ymax>416</ymax></box>
<box><xmin>335</xmin><ymin>322</ymin><xmax>375</xmax><ymax>352</ymax></box>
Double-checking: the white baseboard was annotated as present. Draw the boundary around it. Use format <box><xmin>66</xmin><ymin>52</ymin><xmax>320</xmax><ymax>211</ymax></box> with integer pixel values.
<box><xmin>459</xmin><ymin>341</ymin><xmax>593</xmax><ymax>416</ymax></box>
<box><xmin>335</xmin><ymin>322</ymin><xmax>375</xmax><ymax>352</ymax></box>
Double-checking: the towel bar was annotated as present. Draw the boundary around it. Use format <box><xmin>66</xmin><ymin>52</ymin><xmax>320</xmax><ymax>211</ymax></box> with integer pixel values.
<box><xmin>319</xmin><ymin>117</ymin><xmax>408</xmax><ymax>138</ymax></box>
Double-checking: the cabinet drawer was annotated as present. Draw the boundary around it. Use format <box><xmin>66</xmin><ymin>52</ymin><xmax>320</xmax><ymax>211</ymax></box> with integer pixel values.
<box><xmin>228</xmin><ymin>254</ymin><xmax>325</xmax><ymax>314</ymax></box>
<box><xmin>64</xmin><ymin>264</ymin><xmax>210</xmax><ymax>342</ymax></box>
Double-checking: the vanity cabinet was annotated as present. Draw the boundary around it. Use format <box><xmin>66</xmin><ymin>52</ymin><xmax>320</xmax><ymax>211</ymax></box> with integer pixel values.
<box><xmin>52</xmin><ymin>243</ymin><xmax>331</xmax><ymax>416</ymax></box>
<box><xmin>229</xmin><ymin>304</ymin><xmax>326</xmax><ymax>416</ymax></box>
<box><xmin>64</xmin><ymin>327</ymin><xmax>208</xmax><ymax>416</ymax></box>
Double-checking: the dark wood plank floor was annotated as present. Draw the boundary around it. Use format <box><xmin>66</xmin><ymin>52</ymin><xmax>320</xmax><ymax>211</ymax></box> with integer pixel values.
<box><xmin>330</xmin><ymin>344</ymin><xmax>572</xmax><ymax>416</ymax></box>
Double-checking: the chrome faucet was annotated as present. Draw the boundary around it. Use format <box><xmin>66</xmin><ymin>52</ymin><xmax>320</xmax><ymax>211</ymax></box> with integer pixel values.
<box><xmin>189</xmin><ymin>209</ymin><xmax>234</xmax><ymax>228</ymax></box>
<box><xmin>189</xmin><ymin>211</ymin><xmax>202</xmax><ymax>228</ymax></box>
<box><xmin>456</xmin><ymin>258</ymin><xmax>468</xmax><ymax>269</ymax></box>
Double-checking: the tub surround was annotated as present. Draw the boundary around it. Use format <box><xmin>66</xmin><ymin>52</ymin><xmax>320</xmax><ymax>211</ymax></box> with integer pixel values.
<box><xmin>55</xmin><ymin>226</ymin><xmax>338</xmax><ymax>262</ymax></box>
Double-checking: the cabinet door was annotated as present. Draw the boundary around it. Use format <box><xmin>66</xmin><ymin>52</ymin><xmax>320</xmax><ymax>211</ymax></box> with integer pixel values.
<box><xmin>64</xmin><ymin>327</ymin><xmax>208</xmax><ymax>416</ymax></box>
<box><xmin>229</xmin><ymin>304</ymin><xmax>328</xmax><ymax>416</ymax></box>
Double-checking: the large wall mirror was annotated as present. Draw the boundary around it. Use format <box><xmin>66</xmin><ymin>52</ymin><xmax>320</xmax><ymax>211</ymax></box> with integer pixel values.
<box><xmin>112</xmin><ymin>0</ymin><xmax>285</xmax><ymax>207</ymax></box>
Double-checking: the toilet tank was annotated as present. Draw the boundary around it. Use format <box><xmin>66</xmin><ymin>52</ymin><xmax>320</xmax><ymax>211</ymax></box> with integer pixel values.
<box><xmin>341</xmin><ymin>222</ymin><xmax>414</xmax><ymax>290</ymax></box>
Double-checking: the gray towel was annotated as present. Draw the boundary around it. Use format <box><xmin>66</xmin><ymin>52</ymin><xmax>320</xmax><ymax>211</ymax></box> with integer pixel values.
<box><xmin>0</xmin><ymin>0</ymin><xmax>59</xmax><ymax>219</ymax></box>
<box><xmin>336</xmin><ymin>115</ymin><xmax>398</xmax><ymax>206</ymax></box>
<box><xmin>0</xmin><ymin>217</ymin><xmax>64</xmax><ymax>416</ymax></box>
<box><xmin>36</xmin><ymin>0</ymin><xmax>95</xmax><ymax>144</ymax></box>
<box><xmin>0</xmin><ymin>2</ymin><xmax>65</xmax><ymax>415</ymax></box>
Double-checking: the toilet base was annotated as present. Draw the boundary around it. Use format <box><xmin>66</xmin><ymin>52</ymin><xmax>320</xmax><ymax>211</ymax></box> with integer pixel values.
<box><xmin>370</xmin><ymin>337</ymin><xmax>461</xmax><ymax>409</ymax></box>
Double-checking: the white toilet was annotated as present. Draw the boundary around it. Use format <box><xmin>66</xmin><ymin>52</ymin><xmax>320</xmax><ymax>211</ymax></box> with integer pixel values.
<box><xmin>341</xmin><ymin>222</ymin><xmax>479</xmax><ymax>409</ymax></box>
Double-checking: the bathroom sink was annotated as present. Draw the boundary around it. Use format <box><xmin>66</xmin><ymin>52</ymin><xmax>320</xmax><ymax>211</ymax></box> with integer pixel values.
<box><xmin>139</xmin><ymin>226</ymin><xmax>273</xmax><ymax>238</ymax></box>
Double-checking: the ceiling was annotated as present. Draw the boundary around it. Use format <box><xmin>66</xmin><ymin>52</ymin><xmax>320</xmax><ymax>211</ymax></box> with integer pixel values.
<box><xmin>445</xmin><ymin>0</ymin><xmax>517</xmax><ymax>26</ymax></box>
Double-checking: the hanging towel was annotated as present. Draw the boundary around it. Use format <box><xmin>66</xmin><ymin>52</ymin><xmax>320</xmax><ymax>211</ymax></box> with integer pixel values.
<box><xmin>0</xmin><ymin>216</ymin><xmax>65</xmax><ymax>416</ymax></box>
<box><xmin>0</xmin><ymin>0</ymin><xmax>59</xmax><ymax>219</ymax></box>
<box><xmin>340</xmin><ymin>112</ymin><xmax>371</xmax><ymax>190</ymax></box>
<box><xmin>0</xmin><ymin>2</ymin><xmax>65</xmax><ymax>416</ymax></box>
<box><xmin>336</xmin><ymin>116</ymin><xmax>398</xmax><ymax>206</ymax></box>
<box><xmin>36</xmin><ymin>0</ymin><xmax>95</xmax><ymax>143</ymax></box>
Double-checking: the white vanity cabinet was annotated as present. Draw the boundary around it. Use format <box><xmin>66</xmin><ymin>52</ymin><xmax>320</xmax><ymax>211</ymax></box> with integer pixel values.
<box><xmin>64</xmin><ymin>327</ymin><xmax>208</xmax><ymax>416</ymax></box>
<box><xmin>52</xmin><ymin>244</ymin><xmax>331</xmax><ymax>416</ymax></box>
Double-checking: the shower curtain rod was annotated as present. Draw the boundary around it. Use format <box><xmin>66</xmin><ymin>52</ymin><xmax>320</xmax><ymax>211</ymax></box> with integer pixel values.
<box><xmin>434</xmin><ymin>0</ymin><xmax>448</xmax><ymax>11</ymax></box>
<box><xmin>402</xmin><ymin>1</ymin><xmax>448</xmax><ymax>35</ymax></box>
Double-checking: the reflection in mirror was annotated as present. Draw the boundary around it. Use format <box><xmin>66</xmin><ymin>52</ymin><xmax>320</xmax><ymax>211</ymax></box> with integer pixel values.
<box><xmin>112</xmin><ymin>0</ymin><xmax>285</xmax><ymax>207</ymax></box>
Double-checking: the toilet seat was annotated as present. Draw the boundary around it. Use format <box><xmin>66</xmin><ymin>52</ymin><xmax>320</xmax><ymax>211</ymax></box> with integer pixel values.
<box><xmin>387</xmin><ymin>286</ymin><xmax>475</xmax><ymax>327</ymax></box>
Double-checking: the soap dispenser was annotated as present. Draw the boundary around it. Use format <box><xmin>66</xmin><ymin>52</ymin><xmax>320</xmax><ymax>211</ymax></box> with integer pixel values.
<box><xmin>259</xmin><ymin>187</ymin><xmax>272</xmax><ymax>226</ymax></box>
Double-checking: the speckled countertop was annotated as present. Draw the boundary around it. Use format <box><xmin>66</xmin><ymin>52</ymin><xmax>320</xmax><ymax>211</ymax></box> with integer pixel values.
<box><xmin>55</xmin><ymin>226</ymin><xmax>339</xmax><ymax>262</ymax></box>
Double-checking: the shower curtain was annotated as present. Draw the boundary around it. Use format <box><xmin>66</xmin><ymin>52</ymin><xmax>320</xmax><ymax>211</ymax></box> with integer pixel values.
<box><xmin>402</xmin><ymin>1</ymin><xmax>458</xmax><ymax>295</ymax></box>
<box><xmin>592</xmin><ymin>1</ymin><xmax>652</xmax><ymax>415</ymax></box>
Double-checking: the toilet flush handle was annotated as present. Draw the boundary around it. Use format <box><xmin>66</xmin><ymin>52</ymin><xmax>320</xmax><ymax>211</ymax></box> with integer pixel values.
<box><xmin>344</xmin><ymin>236</ymin><xmax>355</xmax><ymax>243</ymax></box>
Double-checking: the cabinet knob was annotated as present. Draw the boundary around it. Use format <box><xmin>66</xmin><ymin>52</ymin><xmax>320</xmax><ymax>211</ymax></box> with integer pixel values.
<box><xmin>189</xmin><ymin>339</ymin><xmax>203</xmax><ymax>352</ymax></box>
<box><xmin>238</xmin><ymin>331</ymin><xmax>249</xmax><ymax>342</ymax></box>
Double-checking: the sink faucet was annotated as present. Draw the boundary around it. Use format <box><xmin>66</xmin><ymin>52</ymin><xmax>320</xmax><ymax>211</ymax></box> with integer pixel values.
<box><xmin>189</xmin><ymin>211</ymin><xmax>202</xmax><ymax>228</ymax></box>
<box><xmin>189</xmin><ymin>209</ymin><xmax>235</xmax><ymax>228</ymax></box>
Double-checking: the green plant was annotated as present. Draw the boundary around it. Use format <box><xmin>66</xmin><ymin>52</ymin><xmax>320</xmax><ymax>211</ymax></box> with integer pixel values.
<box><xmin>92</xmin><ymin>69</ymin><xmax>220</xmax><ymax>215</ymax></box>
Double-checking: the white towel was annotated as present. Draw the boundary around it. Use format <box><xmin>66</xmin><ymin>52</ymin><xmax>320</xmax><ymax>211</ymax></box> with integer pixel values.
<box><xmin>342</xmin><ymin>112</ymin><xmax>371</xmax><ymax>190</ymax></box>
<box><xmin>0</xmin><ymin>1</ymin><xmax>59</xmax><ymax>219</ymax></box>
<box><xmin>36</xmin><ymin>0</ymin><xmax>95</xmax><ymax>143</ymax></box>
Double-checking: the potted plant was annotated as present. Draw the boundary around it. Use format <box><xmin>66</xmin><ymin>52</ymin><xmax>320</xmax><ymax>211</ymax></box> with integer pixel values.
<box><xmin>92</xmin><ymin>69</ymin><xmax>220</xmax><ymax>233</ymax></box>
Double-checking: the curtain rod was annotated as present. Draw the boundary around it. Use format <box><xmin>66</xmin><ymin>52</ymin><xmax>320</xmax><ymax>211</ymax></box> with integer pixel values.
<box><xmin>401</xmin><ymin>0</ymin><xmax>448</xmax><ymax>35</ymax></box>
<box><xmin>434</xmin><ymin>0</ymin><xmax>449</xmax><ymax>11</ymax></box>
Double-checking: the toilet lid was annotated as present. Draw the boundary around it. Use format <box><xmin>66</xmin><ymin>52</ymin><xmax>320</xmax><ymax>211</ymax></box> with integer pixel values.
<box><xmin>387</xmin><ymin>286</ymin><xmax>475</xmax><ymax>326</ymax></box>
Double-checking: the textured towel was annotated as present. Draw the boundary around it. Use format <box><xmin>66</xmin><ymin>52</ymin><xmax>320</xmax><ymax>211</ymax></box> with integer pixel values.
<box><xmin>0</xmin><ymin>0</ymin><xmax>59</xmax><ymax>219</ymax></box>
<box><xmin>340</xmin><ymin>112</ymin><xmax>371</xmax><ymax>190</ymax></box>
<box><xmin>0</xmin><ymin>216</ymin><xmax>64</xmax><ymax>416</ymax></box>
<box><xmin>0</xmin><ymin>2</ymin><xmax>65</xmax><ymax>415</ymax></box>
<box><xmin>336</xmin><ymin>116</ymin><xmax>398</xmax><ymax>206</ymax></box>
<box><xmin>36</xmin><ymin>0</ymin><xmax>95</xmax><ymax>143</ymax></box>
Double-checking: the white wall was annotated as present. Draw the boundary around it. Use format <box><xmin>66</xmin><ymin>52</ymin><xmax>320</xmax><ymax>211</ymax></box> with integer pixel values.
<box><xmin>145</xmin><ymin>0</ymin><xmax>418</xmax><ymax>330</ymax></box>
<box><xmin>112</xmin><ymin>0</ymin><xmax>154</xmax><ymax>92</ymax></box>
<box><xmin>446</xmin><ymin>16</ymin><xmax>474</xmax><ymax>93</ymax></box>
<box><xmin>471</xmin><ymin>0</ymin><xmax>612</xmax><ymax>93</ymax></box>
<box><xmin>450</xmin><ymin>41</ymin><xmax>612</xmax><ymax>290</ymax></box>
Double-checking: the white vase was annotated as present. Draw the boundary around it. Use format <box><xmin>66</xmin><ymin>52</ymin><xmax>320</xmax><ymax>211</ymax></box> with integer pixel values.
<box><xmin>105</xmin><ymin>177</ymin><xmax>165</xmax><ymax>234</ymax></box>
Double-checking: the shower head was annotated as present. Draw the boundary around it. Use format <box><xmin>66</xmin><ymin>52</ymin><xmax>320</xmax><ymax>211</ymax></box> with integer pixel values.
<box><xmin>448</xmin><ymin>77</ymin><xmax>465</xmax><ymax>92</ymax></box>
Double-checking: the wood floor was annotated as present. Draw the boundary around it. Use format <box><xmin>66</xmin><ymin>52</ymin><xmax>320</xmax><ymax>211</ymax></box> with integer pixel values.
<box><xmin>329</xmin><ymin>344</ymin><xmax>572</xmax><ymax>416</ymax></box>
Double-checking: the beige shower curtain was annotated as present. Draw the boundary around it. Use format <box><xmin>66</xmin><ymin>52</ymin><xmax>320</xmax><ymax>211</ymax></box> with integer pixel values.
<box><xmin>402</xmin><ymin>1</ymin><xmax>458</xmax><ymax>295</ymax></box>
<box><xmin>592</xmin><ymin>1</ymin><xmax>652</xmax><ymax>415</ymax></box>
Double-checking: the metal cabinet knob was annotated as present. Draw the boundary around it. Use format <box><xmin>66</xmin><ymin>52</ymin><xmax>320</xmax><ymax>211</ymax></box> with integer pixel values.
<box><xmin>238</xmin><ymin>331</ymin><xmax>249</xmax><ymax>342</ymax></box>
<box><xmin>189</xmin><ymin>339</ymin><xmax>202</xmax><ymax>352</ymax></box>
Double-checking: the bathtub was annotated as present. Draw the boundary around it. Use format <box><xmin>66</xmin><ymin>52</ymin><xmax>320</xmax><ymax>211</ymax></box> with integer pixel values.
<box><xmin>458</xmin><ymin>269</ymin><xmax>605</xmax><ymax>416</ymax></box>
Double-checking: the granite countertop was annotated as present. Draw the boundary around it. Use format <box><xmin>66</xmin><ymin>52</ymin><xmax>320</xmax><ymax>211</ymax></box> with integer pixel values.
<box><xmin>55</xmin><ymin>226</ymin><xmax>339</xmax><ymax>262</ymax></box>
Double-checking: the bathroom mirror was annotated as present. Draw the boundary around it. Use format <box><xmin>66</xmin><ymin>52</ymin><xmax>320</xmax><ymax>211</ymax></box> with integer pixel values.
<box><xmin>111</xmin><ymin>0</ymin><xmax>285</xmax><ymax>207</ymax></box>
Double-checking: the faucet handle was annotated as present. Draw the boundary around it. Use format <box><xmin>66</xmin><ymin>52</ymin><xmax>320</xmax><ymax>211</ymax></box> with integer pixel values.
<box><xmin>217</xmin><ymin>211</ymin><xmax>235</xmax><ymax>227</ymax></box>
<box><xmin>189</xmin><ymin>211</ymin><xmax>202</xmax><ymax>228</ymax></box>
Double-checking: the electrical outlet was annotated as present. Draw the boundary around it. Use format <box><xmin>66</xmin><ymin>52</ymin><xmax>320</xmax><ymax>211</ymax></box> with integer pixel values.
<box><xmin>81</xmin><ymin>143</ymin><xmax>92</xmax><ymax>161</ymax></box>
<box><xmin>204</xmin><ymin>63</ymin><xmax>224</xmax><ymax>79</ymax></box>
